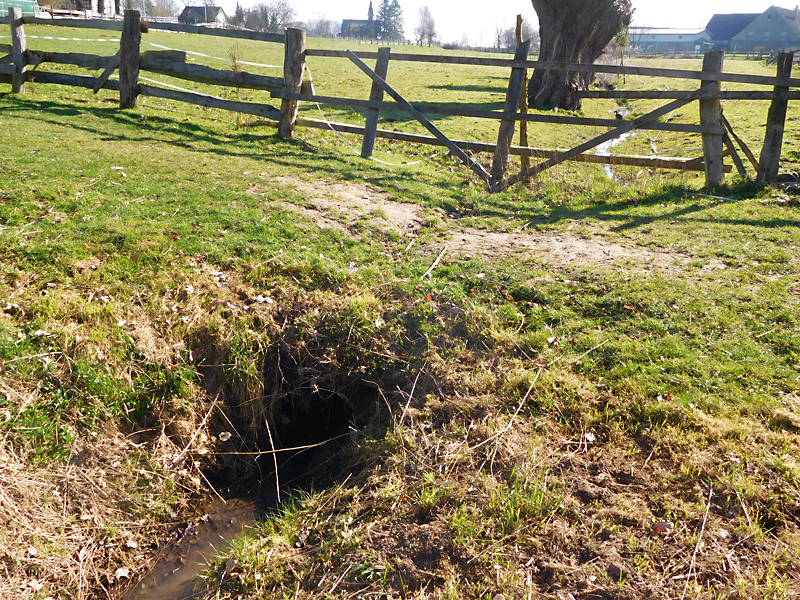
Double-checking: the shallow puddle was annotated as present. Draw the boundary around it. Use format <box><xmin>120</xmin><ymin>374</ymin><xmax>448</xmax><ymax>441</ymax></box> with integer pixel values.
<box><xmin>123</xmin><ymin>497</ymin><xmax>257</xmax><ymax>600</ymax></box>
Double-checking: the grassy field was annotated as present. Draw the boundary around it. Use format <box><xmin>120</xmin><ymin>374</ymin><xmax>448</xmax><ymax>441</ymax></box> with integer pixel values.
<box><xmin>1</xmin><ymin>25</ymin><xmax>800</xmax><ymax>600</ymax></box>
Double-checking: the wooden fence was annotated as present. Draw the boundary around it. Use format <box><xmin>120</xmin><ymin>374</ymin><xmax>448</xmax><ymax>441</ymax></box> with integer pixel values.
<box><xmin>2</xmin><ymin>9</ymin><xmax>797</xmax><ymax>192</ymax></box>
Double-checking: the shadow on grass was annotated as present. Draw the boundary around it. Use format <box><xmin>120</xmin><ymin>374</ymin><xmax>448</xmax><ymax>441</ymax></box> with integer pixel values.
<box><xmin>3</xmin><ymin>95</ymin><xmax>469</xmax><ymax>200</ymax></box>
<box><xmin>5</xmin><ymin>95</ymin><xmax>795</xmax><ymax>232</ymax></box>
<box><xmin>480</xmin><ymin>183</ymin><xmax>798</xmax><ymax>231</ymax></box>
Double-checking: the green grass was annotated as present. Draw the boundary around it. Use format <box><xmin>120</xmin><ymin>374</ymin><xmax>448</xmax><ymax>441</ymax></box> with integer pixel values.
<box><xmin>1</xmin><ymin>27</ymin><xmax>800</xmax><ymax>600</ymax></box>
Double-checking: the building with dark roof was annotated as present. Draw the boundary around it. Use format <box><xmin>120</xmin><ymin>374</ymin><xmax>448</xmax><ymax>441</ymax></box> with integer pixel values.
<box><xmin>178</xmin><ymin>5</ymin><xmax>227</xmax><ymax>26</ymax></box>
<box><xmin>340</xmin><ymin>19</ymin><xmax>379</xmax><ymax>38</ymax></box>
<box><xmin>705</xmin><ymin>12</ymin><xmax>760</xmax><ymax>49</ymax></box>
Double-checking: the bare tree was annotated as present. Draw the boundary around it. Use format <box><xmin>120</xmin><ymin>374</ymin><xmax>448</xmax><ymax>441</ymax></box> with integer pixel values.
<box><xmin>414</xmin><ymin>6</ymin><xmax>436</xmax><ymax>46</ymax></box>
<box><xmin>499</xmin><ymin>17</ymin><xmax>538</xmax><ymax>52</ymax></box>
<box><xmin>493</xmin><ymin>21</ymin><xmax>504</xmax><ymax>49</ymax></box>
<box><xmin>119</xmin><ymin>0</ymin><xmax>178</xmax><ymax>17</ymax></box>
<box><xmin>308</xmin><ymin>12</ymin><xmax>334</xmax><ymax>38</ymax></box>
<box><xmin>245</xmin><ymin>0</ymin><xmax>296</xmax><ymax>33</ymax></box>
<box><xmin>528</xmin><ymin>0</ymin><xmax>632</xmax><ymax>110</ymax></box>
<box><xmin>147</xmin><ymin>0</ymin><xmax>178</xmax><ymax>17</ymax></box>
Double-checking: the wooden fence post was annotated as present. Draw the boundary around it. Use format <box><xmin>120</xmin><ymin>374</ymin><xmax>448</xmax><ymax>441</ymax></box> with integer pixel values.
<box><xmin>278</xmin><ymin>27</ymin><xmax>306</xmax><ymax>139</ymax></box>
<box><xmin>361</xmin><ymin>46</ymin><xmax>391</xmax><ymax>158</ymax></box>
<box><xmin>700</xmin><ymin>50</ymin><xmax>725</xmax><ymax>188</ymax></box>
<box><xmin>490</xmin><ymin>40</ymin><xmax>530</xmax><ymax>188</ymax></box>
<box><xmin>119</xmin><ymin>9</ymin><xmax>141</xmax><ymax>108</ymax></box>
<box><xmin>757</xmin><ymin>51</ymin><xmax>794</xmax><ymax>183</ymax></box>
<box><xmin>9</xmin><ymin>7</ymin><xmax>27</xmax><ymax>94</ymax></box>
<box><xmin>515</xmin><ymin>15</ymin><xmax>530</xmax><ymax>175</ymax></box>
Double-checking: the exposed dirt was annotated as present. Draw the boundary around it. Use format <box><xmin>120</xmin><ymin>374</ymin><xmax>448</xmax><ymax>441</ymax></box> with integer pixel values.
<box><xmin>273</xmin><ymin>177</ymin><xmax>727</xmax><ymax>273</ymax></box>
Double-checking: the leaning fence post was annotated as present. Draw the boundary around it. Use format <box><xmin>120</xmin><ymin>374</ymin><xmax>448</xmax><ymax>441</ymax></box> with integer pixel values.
<box><xmin>278</xmin><ymin>27</ymin><xmax>306</xmax><ymax>139</ymax></box>
<box><xmin>119</xmin><ymin>9</ymin><xmax>141</xmax><ymax>109</ymax></box>
<box><xmin>700</xmin><ymin>50</ymin><xmax>725</xmax><ymax>188</ymax></box>
<box><xmin>361</xmin><ymin>46</ymin><xmax>391</xmax><ymax>158</ymax></box>
<box><xmin>757</xmin><ymin>51</ymin><xmax>794</xmax><ymax>184</ymax></box>
<box><xmin>490</xmin><ymin>40</ymin><xmax>530</xmax><ymax>189</ymax></box>
<box><xmin>9</xmin><ymin>7</ymin><xmax>27</xmax><ymax>94</ymax></box>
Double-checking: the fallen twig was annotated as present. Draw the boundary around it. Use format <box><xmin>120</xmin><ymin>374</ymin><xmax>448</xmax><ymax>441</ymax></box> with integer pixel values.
<box><xmin>265</xmin><ymin>417</ymin><xmax>281</xmax><ymax>504</ymax></box>
<box><xmin>690</xmin><ymin>192</ymin><xmax>744</xmax><ymax>204</ymax></box>
<box><xmin>513</xmin><ymin>221</ymin><xmax>533</xmax><ymax>233</ymax></box>
<box><xmin>468</xmin><ymin>368</ymin><xmax>541</xmax><ymax>452</ymax></box>
<box><xmin>422</xmin><ymin>246</ymin><xmax>447</xmax><ymax>279</ymax></box>
<box><xmin>171</xmin><ymin>399</ymin><xmax>217</xmax><ymax>466</ymax></box>
<box><xmin>399</xmin><ymin>364</ymin><xmax>426</xmax><ymax>427</ymax></box>
<box><xmin>329</xmin><ymin>564</ymin><xmax>352</xmax><ymax>595</ymax></box>
<box><xmin>681</xmin><ymin>483</ymin><xmax>713</xmax><ymax>600</ymax></box>
<box><xmin>571</xmin><ymin>339</ymin><xmax>609</xmax><ymax>364</ymax></box>
<box><xmin>734</xmin><ymin>487</ymin><xmax>753</xmax><ymax>530</ymax></box>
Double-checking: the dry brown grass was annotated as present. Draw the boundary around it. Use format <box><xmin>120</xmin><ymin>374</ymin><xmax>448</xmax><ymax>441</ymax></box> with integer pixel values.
<box><xmin>0</xmin><ymin>389</ymin><xmax>219</xmax><ymax>599</ymax></box>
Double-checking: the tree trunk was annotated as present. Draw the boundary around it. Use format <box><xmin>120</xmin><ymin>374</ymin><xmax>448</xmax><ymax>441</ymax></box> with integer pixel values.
<box><xmin>528</xmin><ymin>0</ymin><xmax>632</xmax><ymax>111</ymax></box>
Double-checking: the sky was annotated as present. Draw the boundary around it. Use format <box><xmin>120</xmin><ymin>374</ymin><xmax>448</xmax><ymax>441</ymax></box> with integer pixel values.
<box><xmin>216</xmin><ymin>0</ymin><xmax>791</xmax><ymax>45</ymax></box>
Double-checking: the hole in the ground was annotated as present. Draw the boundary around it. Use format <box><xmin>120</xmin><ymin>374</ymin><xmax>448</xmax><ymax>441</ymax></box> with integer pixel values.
<box><xmin>267</xmin><ymin>388</ymin><xmax>355</xmax><ymax>491</ymax></box>
<box><xmin>123</xmin><ymin>345</ymin><xmax>389</xmax><ymax>600</ymax></box>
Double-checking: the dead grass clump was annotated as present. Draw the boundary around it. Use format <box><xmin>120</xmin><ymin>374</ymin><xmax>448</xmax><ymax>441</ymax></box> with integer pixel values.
<box><xmin>0</xmin><ymin>420</ymin><xmax>214</xmax><ymax>599</ymax></box>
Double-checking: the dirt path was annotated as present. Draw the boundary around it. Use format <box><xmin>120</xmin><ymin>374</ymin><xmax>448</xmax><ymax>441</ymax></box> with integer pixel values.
<box><xmin>273</xmin><ymin>177</ymin><xmax>727</xmax><ymax>273</ymax></box>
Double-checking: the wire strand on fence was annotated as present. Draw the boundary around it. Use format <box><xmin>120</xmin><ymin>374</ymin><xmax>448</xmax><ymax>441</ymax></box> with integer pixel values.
<box><xmin>304</xmin><ymin>66</ymin><xmax>449</xmax><ymax>168</ymax></box>
<box><xmin>0</xmin><ymin>34</ymin><xmax>118</xmax><ymax>41</ymax></box>
<box><xmin>145</xmin><ymin>41</ymin><xmax>282</xmax><ymax>69</ymax></box>
<box><xmin>109</xmin><ymin>73</ymin><xmax>229</xmax><ymax>100</ymax></box>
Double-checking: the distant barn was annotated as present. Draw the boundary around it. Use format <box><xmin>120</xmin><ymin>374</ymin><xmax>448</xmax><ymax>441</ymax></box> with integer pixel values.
<box><xmin>178</xmin><ymin>5</ymin><xmax>227</xmax><ymax>27</ymax></box>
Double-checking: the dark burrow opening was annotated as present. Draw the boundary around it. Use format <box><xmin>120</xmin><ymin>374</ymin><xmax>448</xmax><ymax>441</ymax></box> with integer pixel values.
<box><xmin>203</xmin><ymin>343</ymin><xmax>392</xmax><ymax>505</ymax></box>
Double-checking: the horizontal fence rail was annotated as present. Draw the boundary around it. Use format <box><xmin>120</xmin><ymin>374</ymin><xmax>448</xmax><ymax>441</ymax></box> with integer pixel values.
<box><xmin>139</xmin><ymin>83</ymin><xmax>280</xmax><ymax>118</ymax></box>
<box><xmin>305</xmin><ymin>49</ymin><xmax>800</xmax><ymax>88</ymax></box>
<box><xmin>288</xmin><ymin>116</ymin><xmax>728</xmax><ymax>173</ymax></box>
<box><xmin>140</xmin><ymin>55</ymin><xmax>283</xmax><ymax>91</ymax></box>
<box><xmin>2</xmin><ymin>9</ymin><xmax>795</xmax><ymax>190</ymax></box>
<box><xmin>578</xmin><ymin>89</ymin><xmax>800</xmax><ymax>100</ymax></box>
<box><xmin>272</xmin><ymin>91</ymin><xmax>726</xmax><ymax>134</ymax></box>
<box><xmin>0</xmin><ymin>15</ymin><xmax>286</xmax><ymax>43</ymax></box>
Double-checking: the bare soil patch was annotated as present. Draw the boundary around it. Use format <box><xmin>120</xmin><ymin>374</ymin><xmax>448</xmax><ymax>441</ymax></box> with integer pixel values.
<box><xmin>273</xmin><ymin>177</ymin><xmax>726</xmax><ymax>273</ymax></box>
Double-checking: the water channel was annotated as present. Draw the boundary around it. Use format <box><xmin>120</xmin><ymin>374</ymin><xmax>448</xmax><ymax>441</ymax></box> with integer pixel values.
<box><xmin>122</xmin><ymin>498</ymin><xmax>258</xmax><ymax>600</ymax></box>
<box><xmin>595</xmin><ymin>130</ymin><xmax>635</xmax><ymax>179</ymax></box>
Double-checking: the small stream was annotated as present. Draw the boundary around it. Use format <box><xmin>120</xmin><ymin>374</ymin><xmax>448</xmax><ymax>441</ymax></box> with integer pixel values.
<box><xmin>596</xmin><ymin>130</ymin><xmax>635</xmax><ymax>179</ymax></box>
<box><xmin>122</xmin><ymin>498</ymin><xmax>258</xmax><ymax>600</ymax></box>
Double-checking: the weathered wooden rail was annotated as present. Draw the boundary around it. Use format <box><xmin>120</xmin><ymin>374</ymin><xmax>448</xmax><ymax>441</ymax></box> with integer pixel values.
<box><xmin>1</xmin><ymin>9</ymin><xmax>796</xmax><ymax>191</ymax></box>
<box><xmin>0</xmin><ymin>8</ymin><xmax>287</xmax><ymax>116</ymax></box>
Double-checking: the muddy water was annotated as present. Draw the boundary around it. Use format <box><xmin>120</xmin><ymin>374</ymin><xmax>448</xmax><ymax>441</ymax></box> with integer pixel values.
<box><xmin>123</xmin><ymin>498</ymin><xmax>257</xmax><ymax>600</ymax></box>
